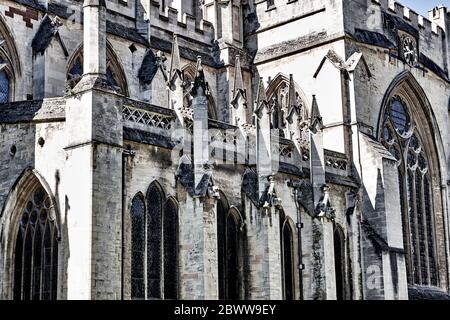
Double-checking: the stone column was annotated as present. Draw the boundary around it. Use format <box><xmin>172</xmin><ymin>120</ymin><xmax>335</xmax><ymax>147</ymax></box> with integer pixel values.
<box><xmin>83</xmin><ymin>0</ymin><xmax>106</xmax><ymax>76</ymax></box>
<box><xmin>178</xmin><ymin>58</ymin><xmax>218</xmax><ymax>299</ymax></box>
<box><xmin>64</xmin><ymin>0</ymin><xmax>123</xmax><ymax>299</ymax></box>
<box><xmin>250</xmin><ymin>78</ymin><xmax>282</xmax><ymax>299</ymax></box>
<box><xmin>309</xmin><ymin>95</ymin><xmax>336</xmax><ymax>300</ymax></box>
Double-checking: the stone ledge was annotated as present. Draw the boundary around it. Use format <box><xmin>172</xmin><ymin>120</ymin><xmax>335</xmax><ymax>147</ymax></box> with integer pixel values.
<box><xmin>0</xmin><ymin>98</ymin><xmax>65</xmax><ymax>124</ymax></box>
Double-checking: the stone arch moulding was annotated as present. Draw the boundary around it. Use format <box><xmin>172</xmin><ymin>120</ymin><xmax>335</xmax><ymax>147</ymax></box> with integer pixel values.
<box><xmin>376</xmin><ymin>70</ymin><xmax>447</xmax><ymax>181</ymax></box>
<box><xmin>266</xmin><ymin>72</ymin><xmax>310</xmax><ymax>115</ymax></box>
<box><xmin>66</xmin><ymin>40</ymin><xmax>130</xmax><ymax>97</ymax></box>
<box><xmin>0</xmin><ymin>167</ymin><xmax>60</xmax><ymax>300</ymax></box>
<box><xmin>228</xmin><ymin>205</ymin><xmax>245</xmax><ymax>229</ymax></box>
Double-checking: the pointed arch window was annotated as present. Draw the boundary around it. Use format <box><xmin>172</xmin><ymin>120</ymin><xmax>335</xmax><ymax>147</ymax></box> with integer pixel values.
<box><xmin>381</xmin><ymin>95</ymin><xmax>438</xmax><ymax>286</ymax></box>
<box><xmin>130</xmin><ymin>194</ymin><xmax>145</xmax><ymax>299</ymax></box>
<box><xmin>280</xmin><ymin>211</ymin><xmax>295</xmax><ymax>300</ymax></box>
<box><xmin>13</xmin><ymin>187</ymin><xmax>59</xmax><ymax>300</ymax></box>
<box><xmin>130</xmin><ymin>184</ymin><xmax>179</xmax><ymax>300</ymax></box>
<box><xmin>217</xmin><ymin>198</ymin><xmax>243</xmax><ymax>300</ymax></box>
<box><xmin>66</xmin><ymin>47</ymin><xmax>128</xmax><ymax>96</ymax></box>
<box><xmin>333</xmin><ymin>224</ymin><xmax>346</xmax><ymax>300</ymax></box>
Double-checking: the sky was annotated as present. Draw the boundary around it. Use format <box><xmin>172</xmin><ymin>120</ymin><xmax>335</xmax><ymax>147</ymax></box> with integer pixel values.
<box><xmin>399</xmin><ymin>0</ymin><xmax>450</xmax><ymax>16</ymax></box>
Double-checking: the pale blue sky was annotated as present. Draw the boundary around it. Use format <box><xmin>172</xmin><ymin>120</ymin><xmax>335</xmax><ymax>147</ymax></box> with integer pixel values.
<box><xmin>400</xmin><ymin>0</ymin><xmax>450</xmax><ymax>16</ymax></box>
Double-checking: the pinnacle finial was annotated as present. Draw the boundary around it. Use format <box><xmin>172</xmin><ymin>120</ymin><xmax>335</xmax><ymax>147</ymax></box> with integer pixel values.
<box><xmin>310</xmin><ymin>95</ymin><xmax>323</xmax><ymax>132</ymax></box>
<box><xmin>233</xmin><ymin>55</ymin><xmax>245</xmax><ymax>94</ymax></box>
<box><xmin>191</xmin><ymin>56</ymin><xmax>208</xmax><ymax>97</ymax></box>
<box><xmin>256</xmin><ymin>77</ymin><xmax>267</xmax><ymax>106</ymax></box>
<box><xmin>288</xmin><ymin>74</ymin><xmax>297</xmax><ymax>108</ymax></box>
<box><xmin>169</xmin><ymin>33</ymin><xmax>182</xmax><ymax>84</ymax></box>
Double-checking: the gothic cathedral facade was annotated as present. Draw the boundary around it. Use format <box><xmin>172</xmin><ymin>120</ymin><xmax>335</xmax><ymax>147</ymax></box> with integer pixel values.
<box><xmin>0</xmin><ymin>0</ymin><xmax>449</xmax><ymax>300</ymax></box>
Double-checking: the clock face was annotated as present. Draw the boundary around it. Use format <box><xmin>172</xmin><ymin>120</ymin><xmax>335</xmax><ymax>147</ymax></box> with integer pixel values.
<box><xmin>402</xmin><ymin>36</ymin><xmax>417</xmax><ymax>66</ymax></box>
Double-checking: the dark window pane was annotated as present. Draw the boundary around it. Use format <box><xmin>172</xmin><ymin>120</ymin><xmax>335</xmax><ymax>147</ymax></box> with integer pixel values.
<box><xmin>282</xmin><ymin>220</ymin><xmax>294</xmax><ymax>300</ymax></box>
<box><xmin>51</xmin><ymin>227</ymin><xmax>58</xmax><ymax>301</ymax></box>
<box><xmin>408</xmin><ymin>171</ymin><xmax>419</xmax><ymax>284</ymax></box>
<box><xmin>23</xmin><ymin>226</ymin><xmax>33</xmax><ymax>300</ymax></box>
<box><xmin>390</xmin><ymin>98</ymin><xmax>410</xmax><ymax>134</ymax></box>
<box><xmin>0</xmin><ymin>71</ymin><xmax>9</xmax><ymax>103</ymax></box>
<box><xmin>334</xmin><ymin>226</ymin><xmax>345</xmax><ymax>300</ymax></box>
<box><xmin>217</xmin><ymin>200</ymin><xmax>226</xmax><ymax>299</ymax></box>
<box><xmin>131</xmin><ymin>195</ymin><xmax>145</xmax><ymax>299</ymax></box>
<box><xmin>415</xmin><ymin>173</ymin><xmax>427</xmax><ymax>284</ymax></box>
<box><xmin>13</xmin><ymin>227</ymin><xmax>23</xmax><ymax>300</ymax></box>
<box><xmin>107</xmin><ymin>67</ymin><xmax>119</xmax><ymax>89</ymax></box>
<box><xmin>131</xmin><ymin>278</ymin><xmax>145</xmax><ymax>300</ymax></box>
<box><xmin>424</xmin><ymin>176</ymin><xmax>438</xmax><ymax>286</ymax></box>
<box><xmin>69</xmin><ymin>57</ymin><xmax>83</xmax><ymax>77</ymax></box>
<box><xmin>147</xmin><ymin>185</ymin><xmax>163</xmax><ymax>299</ymax></box>
<box><xmin>32</xmin><ymin>225</ymin><xmax>42</xmax><ymax>300</ymax></box>
<box><xmin>42</xmin><ymin>222</ymin><xmax>52</xmax><ymax>300</ymax></box>
<box><xmin>163</xmin><ymin>199</ymin><xmax>178</xmax><ymax>299</ymax></box>
<box><xmin>226</xmin><ymin>214</ymin><xmax>239</xmax><ymax>300</ymax></box>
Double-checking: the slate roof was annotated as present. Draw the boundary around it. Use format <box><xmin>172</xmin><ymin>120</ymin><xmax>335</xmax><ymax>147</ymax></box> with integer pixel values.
<box><xmin>31</xmin><ymin>15</ymin><xmax>68</xmax><ymax>56</ymax></box>
<box><xmin>353</xmin><ymin>28</ymin><xmax>396</xmax><ymax>49</ymax></box>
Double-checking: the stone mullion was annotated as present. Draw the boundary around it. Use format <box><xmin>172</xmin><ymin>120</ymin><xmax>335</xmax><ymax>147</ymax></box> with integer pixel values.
<box><xmin>419</xmin><ymin>173</ymin><xmax>431</xmax><ymax>285</ymax></box>
<box><xmin>411</xmin><ymin>169</ymin><xmax>422</xmax><ymax>285</ymax></box>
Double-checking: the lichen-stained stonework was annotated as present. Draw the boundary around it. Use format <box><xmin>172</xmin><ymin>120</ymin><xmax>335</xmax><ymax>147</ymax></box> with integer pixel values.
<box><xmin>0</xmin><ymin>0</ymin><xmax>449</xmax><ymax>300</ymax></box>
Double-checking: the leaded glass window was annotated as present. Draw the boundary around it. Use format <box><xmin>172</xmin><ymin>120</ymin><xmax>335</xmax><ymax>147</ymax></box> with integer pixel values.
<box><xmin>163</xmin><ymin>199</ymin><xmax>178</xmax><ymax>300</ymax></box>
<box><xmin>381</xmin><ymin>96</ymin><xmax>438</xmax><ymax>286</ymax></box>
<box><xmin>130</xmin><ymin>184</ymin><xmax>179</xmax><ymax>300</ymax></box>
<box><xmin>13</xmin><ymin>187</ymin><xmax>59</xmax><ymax>300</ymax></box>
<box><xmin>146</xmin><ymin>184</ymin><xmax>162</xmax><ymax>299</ymax></box>
<box><xmin>131</xmin><ymin>194</ymin><xmax>145</xmax><ymax>299</ymax></box>
<box><xmin>217</xmin><ymin>199</ymin><xmax>242</xmax><ymax>300</ymax></box>
<box><xmin>0</xmin><ymin>69</ymin><xmax>10</xmax><ymax>103</ymax></box>
<box><xmin>334</xmin><ymin>225</ymin><xmax>346</xmax><ymax>300</ymax></box>
<box><xmin>280</xmin><ymin>212</ymin><xmax>295</xmax><ymax>300</ymax></box>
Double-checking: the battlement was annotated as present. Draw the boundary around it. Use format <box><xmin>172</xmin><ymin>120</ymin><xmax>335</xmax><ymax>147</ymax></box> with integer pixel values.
<box><xmin>251</xmin><ymin>0</ymin><xmax>329</xmax><ymax>34</ymax></box>
<box><xmin>148</xmin><ymin>0</ymin><xmax>214</xmax><ymax>44</ymax></box>
<box><xmin>371</xmin><ymin>0</ymin><xmax>445</xmax><ymax>37</ymax></box>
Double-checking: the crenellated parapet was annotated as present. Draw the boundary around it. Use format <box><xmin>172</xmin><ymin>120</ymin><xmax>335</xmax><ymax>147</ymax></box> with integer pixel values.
<box><xmin>371</xmin><ymin>0</ymin><xmax>445</xmax><ymax>38</ymax></box>
<box><xmin>147</xmin><ymin>0</ymin><xmax>215</xmax><ymax>44</ymax></box>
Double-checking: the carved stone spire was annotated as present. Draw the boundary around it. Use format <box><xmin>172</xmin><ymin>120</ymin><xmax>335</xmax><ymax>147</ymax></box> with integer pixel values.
<box><xmin>169</xmin><ymin>33</ymin><xmax>183</xmax><ymax>86</ymax></box>
<box><xmin>309</xmin><ymin>94</ymin><xmax>323</xmax><ymax>133</ymax></box>
<box><xmin>254</xmin><ymin>77</ymin><xmax>269</xmax><ymax>118</ymax></box>
<box><xmin>233</xmin><ymin>55</ymin><xmax>245</xmax><ymax>97</ymax></box>
<box><xmin>231</xmin><ymin>55</ymin><xmax>247</xmax><ymax>126</ymax></box>
<box><xmin>288</xmin><ymin>74</ymin><xmax>299</xmax><ymax>111</ymax></box>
